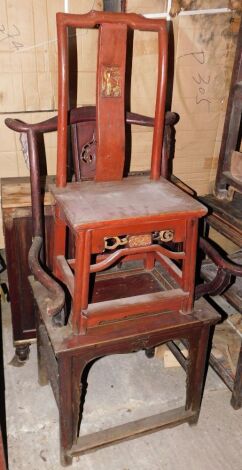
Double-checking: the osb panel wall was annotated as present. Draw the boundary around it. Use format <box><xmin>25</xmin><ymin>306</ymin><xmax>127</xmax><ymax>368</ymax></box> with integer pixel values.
<box><xmin>0</xmin><ymin>0</ymin><xmax>102</xmax><ymax>112</ymax></box>
<box><xmin>126</xmin><ymin>0</ymin><xmax>167</xmax><ymax>14</ymax></box>
<box><xmin>172</xmin><ymin>13</ymin><xmax>238</xmax><ymax>195</ymax></box>
<box><xmin>0</xmin><ymin>0</ymin><xmax>103</xmax><ymax>246</ymax></box>
<box><xmin>130</xmin><ymin>13</ymin><xmax>238</xmax><ymax>181</ymax></box>
<box><xmin>0</xmin><ymin>0</ymin><xmax>239</xmax><ymax>247</ymax></box>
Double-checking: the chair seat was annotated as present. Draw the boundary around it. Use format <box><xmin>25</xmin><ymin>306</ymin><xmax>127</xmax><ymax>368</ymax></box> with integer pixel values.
<box><xmin>50</xmin><ymin>175</ymin><xmax>207</xmax><ymax>230</ymax></box>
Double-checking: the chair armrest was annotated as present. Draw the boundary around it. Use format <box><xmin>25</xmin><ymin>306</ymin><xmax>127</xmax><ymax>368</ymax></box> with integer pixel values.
<box><xmin>5</xmin><ymin>116</ymin><xmax>58</xmax><ymax>134</ymax></box>
<box><xmin>5</xmin><ymin>108</ymin><xmax>179</xmax><ymax>134</ymax></box>
<box><xmin>5</xmin><ymin>106</ymin><xmax>96</xmax><ymax>135</ymax></box>
<box><xmin>126</xmin><ymin>111</ymin><xmax>179</xmax><ymax>127</ymax></box>
<box><xmin>195</xmin><ymin>236</ymin><xmax>242</xmax><ymax>299</ymax></box>
<box><xmin>199</xmin><ymin>237</ymin><xmax>242</xmax><ymax>276</ymax></box>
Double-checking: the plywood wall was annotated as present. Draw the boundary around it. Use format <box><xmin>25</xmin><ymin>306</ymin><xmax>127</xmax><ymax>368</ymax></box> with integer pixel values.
<box><xmin>171</xmin><ymin>12</ymin><xmax>238</xmax><ymax>195</ymax></box>
<box><xmin>0</xmin><ymin>0</ymin><xmax>239</xmax><ymax>247</ymax></box>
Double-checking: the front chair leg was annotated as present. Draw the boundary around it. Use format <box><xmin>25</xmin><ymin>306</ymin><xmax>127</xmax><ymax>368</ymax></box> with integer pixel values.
<box><xmin>58</xmin><ymin>354</ymin><xmax>87</xmax><ymax>466</ymax></box>
<box><xmin>185</xmin><ymin>326</ymin><xmax>210</xmax><ymax>425</ymax></box>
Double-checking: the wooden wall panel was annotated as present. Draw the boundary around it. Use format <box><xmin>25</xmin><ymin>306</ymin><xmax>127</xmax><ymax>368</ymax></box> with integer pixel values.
<box><xmin>0</xmin><ymin>1</ymin><xmax>239</xmax><ymax>249</ymax></box>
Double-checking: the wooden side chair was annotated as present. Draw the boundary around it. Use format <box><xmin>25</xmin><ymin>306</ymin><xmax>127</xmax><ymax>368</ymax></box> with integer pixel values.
<box><xmin>49</xmin><ymin>11</ymin><xmax>208</xmax><ymax>333</ymax></box>
<box><xmin>6</xmin><ymin>11</ymin><xmax>219</xmax><ymax>466</ymax></box>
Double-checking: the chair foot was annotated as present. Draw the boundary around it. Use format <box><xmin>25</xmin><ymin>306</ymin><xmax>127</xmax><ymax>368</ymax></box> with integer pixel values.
<box><xmin>145</xmin><ymin>347</ymin><xmax>155</xmax><ymax>358</ymax></box>
<box><xmin>38</xmin><ymin>367</ymin><xmax>49</xmax><ymax>387</ymax></box>
<box><xmin>15</xmin><ymin>344</ymin><xmax>30</xmax><ymax>362</ymax></box>
<box><xmin>60</xmin><ymin>450</ymin><xmax>73</xmax><ymax>467</ymax></box>
<box><xmin>230</xmin><ymin>394</ymin><xmax>242</xmax><ymax>410</ymax></box>
<box><xmin>187</xmin><ymin>412</ymin><xmax>200</xmax><ymax>426</ymax></box>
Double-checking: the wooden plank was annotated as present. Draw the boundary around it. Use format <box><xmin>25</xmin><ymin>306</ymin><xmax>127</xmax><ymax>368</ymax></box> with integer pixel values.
<box><xmin>70</xmin><ymin>406</ymin><xmax>194</xmax><ymax>456</ymax></box>
<box><xmin>87</xmin><ymin>289</ymin><xmax>187</xmax><ymax>327</ymax></box>
<box><xmin>1</xmin><ymin>177</ymin><xmax>55</xmax><ymax>208</ymax></box>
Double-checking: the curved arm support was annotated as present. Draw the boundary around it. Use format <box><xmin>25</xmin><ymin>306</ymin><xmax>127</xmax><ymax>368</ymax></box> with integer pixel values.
<box><xmin>195</xmin><ymin>236</ymin><xmax>242</xmax><ymax>299</ymax></box>
<box><xmin>28</xmin><ymin>236</ymin><xmax>65</xmax><ymax>316</ymax></box>
<box><xmin>195</xmin><ymin>268</ymin><xmax>231</xmax><ymax>299</ymax></box>
<box><xmin>199</xmin><ymin>237</ymin><xmax>242</xmax><ymax>276</ymax></box>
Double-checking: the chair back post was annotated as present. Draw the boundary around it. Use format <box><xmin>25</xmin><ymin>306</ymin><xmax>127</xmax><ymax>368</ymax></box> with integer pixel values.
<box><xmin>56</xmin><ymin>14</ymin><xmax>69</xmax><ymax>187</ymax></box>
<box><xmin>151</xmin><ymin>27</ymin><xmax>168</xmax><ymax>180</ymax></box>
<box><xmin>27</xmin><ymin>129</ymin><xmax>44</xmax><ymax>237</ymax></box>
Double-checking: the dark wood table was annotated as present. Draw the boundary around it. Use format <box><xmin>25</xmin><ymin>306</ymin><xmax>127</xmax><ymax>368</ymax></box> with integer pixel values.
<box><xmin>1</xmin><ymin>176</ymin><xmax>54</xmax><ymax>361</ymax></box>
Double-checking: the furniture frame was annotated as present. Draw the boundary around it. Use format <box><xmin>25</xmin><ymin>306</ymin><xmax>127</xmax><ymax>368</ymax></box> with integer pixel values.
<box><xmin>214</xmin><ymin>18</ymin><xmax>242</xmax><ymax>199</ymax></box>
<box><xmin>5</xmin><ymin>10</ymin><xmax>219</xmax><ymax>466</ymax></box>
<box><xmin>197</xmin><ymin>229</ymin><xmax>242</xmax><ymax>411</ymax></box>
<box><xmin>33</xmin><ymin>277</ymin><xmax>218</xmax><ymax>466</ymax></box>
<box><xmin>196</xmin><ymin>19</ymin><xmax>242</xmax><ymax>410</ymax></box>
<box><xmin>4</xmin><ymin>107</ymin><xmax>178</xmax><ymax>360</ymax></box>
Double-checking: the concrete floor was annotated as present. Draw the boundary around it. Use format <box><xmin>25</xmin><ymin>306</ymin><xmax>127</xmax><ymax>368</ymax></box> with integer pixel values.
<box><xmin>2</xmin><ymin>299</ymin><xmax>242</xmax><ymax>470</ymax></box>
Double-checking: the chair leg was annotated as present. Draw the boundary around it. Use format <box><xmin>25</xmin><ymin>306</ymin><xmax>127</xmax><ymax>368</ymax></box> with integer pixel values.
<box><xmin>145</xmin><ymin>347</ymin><xmax>155</xmax><ymax>358</ymax></box>
<box><xmin>231</xmin><ymin>344</ymin><xmax>242</xmax><ymax>410</ymax></box>
<box><xmin>145</xmin><ymin>252</ymin><xmax>155</xmax><ymax>270</ymax></box>
<box><xmin>58</xmin><ymin>354</ymin><xmax>87</xmax><ymax>466</ymax></box>
<box><xmin>37</xmin><ymin>341</ymin><xmax>49</xmax><ymax>386</ymax></box>
<box><xmin>185</xmin><ymin>325</ymin><xmax>210</xmax><ymax>425</ymax></box>
<box><xmin>35</xmin><ymin>313</ymin><xmax>49</xmax><ymax>386</ymax></box>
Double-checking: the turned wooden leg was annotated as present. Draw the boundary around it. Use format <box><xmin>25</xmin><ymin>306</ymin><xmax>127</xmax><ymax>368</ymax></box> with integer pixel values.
<box><xmin>185</xmin><ymin>325</ymin><xmax>210</xmax><ymax>425</ymax></box>
<box><xmin>15</xmin><ymin>344</ymin><xmax>30</xmax><ymax>362</ymax></box>
<box><xmin>231</xmin><ymin>344</ymin><xmax>242</xmax><ymax>410</ymax></box>
<box><xmin>58</xmin><ymin>354</ymin><xmax>87</xmax><ymax>466</ymax></box>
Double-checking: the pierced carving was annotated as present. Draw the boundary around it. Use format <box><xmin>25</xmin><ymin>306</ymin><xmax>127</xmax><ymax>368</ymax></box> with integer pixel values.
<box><xmin>104</xmin><ymin>236</ymin><xmax>128</xmax><ymax>250</ymax></box>
<box><xmin>104</xmin><ymin>233</ymin><xmax>152</xmax><ymax>250</ymax></box>
<box><xmin>127</xmin><ymin>234</ymin><xmax>152</xmax><ymax>248</ymax></box>
<box><xmin>153</xmin><ymin>230</ymin><xmax>174</xmax><ymax>242</ymax></box>
<box><xmin>80</xmin><ymin>132</ymin><xmax>96</xmax><ymax>165</ymax></box>
<box><xmin>159</xmin><ymin>230</ymin><xmax>174</xmax><ymax>242</ymax></box>
<box><xmin>104</xmin><ymin>230</ymin><xmax>174</xmax><ymax>251</ymax></box>
<box><xmin>101</xmin><ymin>66</ymin><xmax>121</xmax><ymax>97</ymax></box>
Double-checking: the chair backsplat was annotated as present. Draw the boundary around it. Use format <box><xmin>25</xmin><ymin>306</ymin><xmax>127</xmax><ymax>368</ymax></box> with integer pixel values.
<box><xmin>56</xmin><ymin>10</ymin><xmax>168</xmax><ymax>187</ymax></box>
<box><xmin>96</xmin><ymin>23</ymin><xmax>127</xmax><ymax>181</ymax></box>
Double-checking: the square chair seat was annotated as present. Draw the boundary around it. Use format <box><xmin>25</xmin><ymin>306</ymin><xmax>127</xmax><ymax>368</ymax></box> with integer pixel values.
<box><xmin>50</xmin><ymin>175</ymin><xmax>207</xmax><ymax>230</ymax></box>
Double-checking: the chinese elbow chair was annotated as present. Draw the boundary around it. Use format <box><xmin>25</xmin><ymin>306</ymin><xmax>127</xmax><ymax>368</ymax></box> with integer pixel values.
<box><xmin>5</xmin><ymin>11</ymin><xmax>219</xmax><ymax>466</ymax></box>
